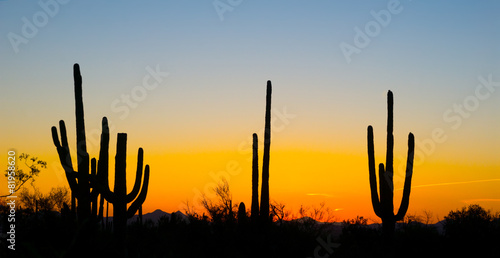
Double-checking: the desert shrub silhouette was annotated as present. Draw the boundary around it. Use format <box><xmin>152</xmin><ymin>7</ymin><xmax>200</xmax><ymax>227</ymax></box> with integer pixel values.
<box><xmin>443</xmin><ymin>204</ymin><xmax>500</xmax><ymax>257</ymax></box>
<box><xmin>444</xmin><ymin>204</ymin><xmax>495</xmax><ymax>241</ymax></box>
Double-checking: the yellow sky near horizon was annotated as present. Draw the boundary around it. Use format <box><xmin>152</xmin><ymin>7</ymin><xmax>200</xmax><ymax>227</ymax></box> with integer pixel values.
<box><xmin>3</xmin><ymin>143</ymin><xmax>499</xmax><ymax>224</ymax></box>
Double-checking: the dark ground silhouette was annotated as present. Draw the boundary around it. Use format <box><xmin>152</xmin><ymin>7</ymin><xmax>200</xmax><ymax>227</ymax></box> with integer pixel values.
<box><xmin>1</xmin><ymin>204</ymin><xmax>500</xmax><ymax>257</ymax></box>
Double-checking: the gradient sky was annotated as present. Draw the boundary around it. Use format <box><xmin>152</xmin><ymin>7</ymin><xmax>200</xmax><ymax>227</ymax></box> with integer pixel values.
<box><xmin>1</xmin><ymin>0</ymin><xmax>499</xmax><ymax>222</ymax></box>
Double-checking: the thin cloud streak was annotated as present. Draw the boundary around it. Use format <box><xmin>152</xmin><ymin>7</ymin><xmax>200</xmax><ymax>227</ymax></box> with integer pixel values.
<box><xmin>396</xmin><ymin>178</ymin><xmax>500</xmax><ymax>191</ymax></box>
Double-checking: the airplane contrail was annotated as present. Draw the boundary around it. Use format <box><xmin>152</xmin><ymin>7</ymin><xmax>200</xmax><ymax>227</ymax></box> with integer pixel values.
<box><xmin>396</xmin><ymin>178</ymin><xmax>500</xmax><ymax>191</ymax></box>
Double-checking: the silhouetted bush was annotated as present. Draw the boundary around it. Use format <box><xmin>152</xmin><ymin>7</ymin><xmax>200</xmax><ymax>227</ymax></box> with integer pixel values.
<box><xmin>337</xmin><ymin>216</ymin><xmax>382</xmax><ymax>257</ymax></box>
<box><xmin>442</xmin><ymin>204</ymin><xmax>500</xmax><ymax>256</ymax></box>
<box><xmin>444</xmin><ymin>204</ymin><xmax>493</xmax><ymax>238</ymax></box>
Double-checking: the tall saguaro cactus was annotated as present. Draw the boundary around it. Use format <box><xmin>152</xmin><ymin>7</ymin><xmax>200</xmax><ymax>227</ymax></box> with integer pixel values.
<box><xmin>367</xmin><ymin>90</ymin><xmax>415</xmax><ymax>236</ymax></box>
<box><xmin>51</xmin><ymin>64</ymin><xmax>99</xmax><ymax>222</ymax></box>
<box><xmin>251</xmin><ymin>133</ymin><xmax>260</xmax><ymax>222</ymax></box>
<box><xmin>260</xmin><ymin>81</ymin><xmax>272</xmax><ymax>222</ymax></box>
<box><xmin>52</xmin><ymin>64</ymin><xmax>150</xmax><ymax>244</ymax></box>
<box><xmin>100</xmin><ymin>133</ymin><xmax>150</xmax><ymax>237</ymax></box>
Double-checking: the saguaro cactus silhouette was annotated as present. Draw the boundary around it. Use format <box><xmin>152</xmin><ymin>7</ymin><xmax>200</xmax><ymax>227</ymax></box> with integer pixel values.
<box><xmin>100</xmin><ymin>133</ymin><xmax>150</xmax><ymax>237</ymax></box>
<box><xmin>367</xmin><ymin>90</ymin><xmax>415</xmax><ymax>236</ymax></box>
<box><xmin>238</xmin><ymin>202</ymin><xmax>247</xmax><ymax>225</ymax></box>
<box><xmin>260</xmin><ymin>81</ymin><xmax>272</xmax><ymax>222</ymax></box>
<box><xmin>52</xmin><ymin>64</ymin><xmax>150</xmax><ymax>244</ymax></box>
<box><xmin>251</xmin><ymin>133</ymin><xmax>259</xmax><ymax>222</ymax></box>
<box><xmin>51</xmin><ymin>64</ymin><xmax>102</xmax><ymax>223</ymax></box>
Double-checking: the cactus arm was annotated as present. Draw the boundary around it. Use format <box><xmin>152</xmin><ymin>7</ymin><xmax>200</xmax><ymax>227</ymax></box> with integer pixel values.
<box><xmin>378</xmin><ymin>163</ymin><xmax>391</xmax><ymax>218</ymax></box>
<box><xmin>395</xmin><ymin>133</ymin><xmax>415</xmax><ymax>221</ymax></box>
<box><xmin>90</xmin><ymin>158</ymin><xmax>99</xmax><ymax>219</ymax></box>
<box><xmin>90</xmin><ymin>158</ymin><xmax>97</xmax><ymax>192</ymax></box>
<box><xmin>96</xmin><ymin>117</ymin><xmax>115</xmax><ymax>203</ymax></box>
<box><xmin>125</xmin><ymin>148</ymin><xmax>144</xmax><ymax>203</ymax></box>
<box><xmin>367</xmin><ymin>126</ymin><xmax>382</xmax><ymax>217</ymax></box>
<box><xmin>51</xmin><ymin>121</ymin><xmax>78</xmax><ymax>193</ymax></box>
<box><xmin>126</xmin><ymin>164</ymin><xmax>150</xmax><ymax>219</ymax></box>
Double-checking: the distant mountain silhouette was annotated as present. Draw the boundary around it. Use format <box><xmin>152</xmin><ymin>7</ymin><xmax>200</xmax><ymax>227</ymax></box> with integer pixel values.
<box><xmin>128</xmin><ymin>209</ymin><xmax>186</xmax><ymax>224</ymax></box>
<box><xmin>101</xmin><ymin>209</ymin><xmax>188</xmax><ymax>224</ymax></box>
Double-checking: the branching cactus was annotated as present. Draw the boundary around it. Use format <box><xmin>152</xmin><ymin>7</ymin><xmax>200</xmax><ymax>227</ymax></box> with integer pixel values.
<box><xmin>367</xmin><ymin>90</ymin><xmax>415</xmax><ymax>236</ymax></box>
<box><xmin>260</xmin><ymin>81</ymin><xmax>272</xmax><ymax>223</ymax></box>
<box><xmin>51</xmin><ymin>64</ymin><xmax>150</xmax><ymax>242</ymax></box>
<box><xmin>51</xmin><ymin>64</ymin><xmax>102</xmax><ymax>223</ymax></box>
<box><xmin>99</xmin><ymin>133</ymin><xmax>150</xmax><ymax>237</ymax></box>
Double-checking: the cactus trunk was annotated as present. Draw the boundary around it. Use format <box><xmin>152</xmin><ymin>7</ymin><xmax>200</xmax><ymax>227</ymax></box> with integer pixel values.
<box><xmin>139</xmin><ymin>206</ymin><xmax>143</xmax><ymax>225</ymax></box>
<box><xmin>113</xmin><ymin>133</ymin><xmax>128</xmax><ymax>237</ymax></box>
<box><xmin>367</xmin><ymin>90</ymin><xmax>415</xmax><ymax>237</ymax></box>
<box><xmin>251</xmin><ymin>133</ymin><xmax>259</xmax><ymax>222</ymax></box>
<box><xmin>97</xmin><ymin>117</ymin><xmax>110</xmax><ymax>223</ymax></box>
<box><xmin>106</xmin><ymin>201</ymin><xmax>109</xmax><ymax>230</ymax></box>
<box><xmin>73</xmin><ymin>64</ymin><xmax>91</xmax><ymax>221</ymax></box>
<box><xmin>260</xmin><ymin>81</ymin><xmax>272</xmax><ymax>223</ymax></box>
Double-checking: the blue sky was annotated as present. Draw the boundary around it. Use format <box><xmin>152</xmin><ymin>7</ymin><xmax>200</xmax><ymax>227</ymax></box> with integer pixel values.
<box><xmin>1</xmin><ymin>0</ymin><xmax>499</xmax><ymax>154</ymax></box>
